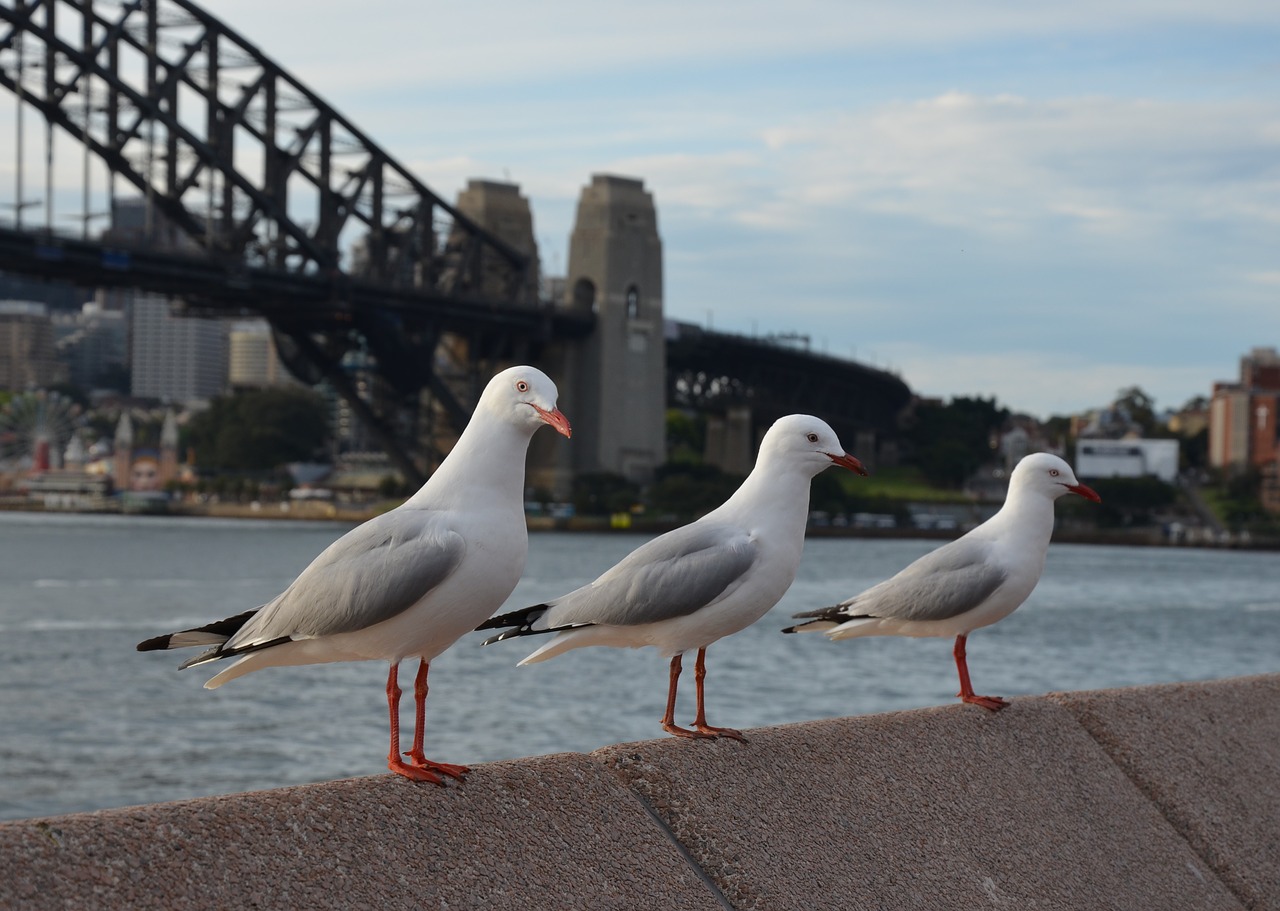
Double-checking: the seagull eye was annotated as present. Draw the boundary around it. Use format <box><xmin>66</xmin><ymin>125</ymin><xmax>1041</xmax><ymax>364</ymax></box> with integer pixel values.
<box><xmin>515</xmin><ymin>380</ymin><xmax>530</xmax><ymax>393</ymax></box>
<box><xmin>1049</xmin><ymin>469</ymin><xmax>1060</xmax><ymax>477</ymax></box>
<box><xmin>806</xmin><ymin>433</ymin><xmax>819</xmax><ymax>443</ymax></box>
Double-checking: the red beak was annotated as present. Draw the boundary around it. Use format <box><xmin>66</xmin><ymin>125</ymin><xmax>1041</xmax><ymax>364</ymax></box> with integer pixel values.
<box><xmin>827</xmin><ymin>451</ymin><xmax>869</xmax><ymax>477</ymax></box>
<box><xmin>532</xmin><ymin>404</ymin><xmax>572</xmax><ymax>439</ymax></box>
<box><xmin>1067</xmin><ymin>482</ymin><xmax>1101</xmax><ymax>503</ymax></box>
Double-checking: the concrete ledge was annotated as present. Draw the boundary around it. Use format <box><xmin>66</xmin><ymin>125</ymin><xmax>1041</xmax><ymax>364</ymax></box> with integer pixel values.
<box><xmin>3</xmin><ymin>676</ymin><xmax>1276</xmax><ymax>911</ymax></box>
<box><xmin>0</xmin><ymin>753</ymin><xmax>726</xmax><ymax>911</ymax></box>
<box><xmin>596</xmin><ymin>699</ymin><xmax>1242</xmax><ymax>911</ymax></box>
<box><xmin>1050</xmin><ymin>674</ymin><xmax>1280</xmax><ymax>911</ymax></box>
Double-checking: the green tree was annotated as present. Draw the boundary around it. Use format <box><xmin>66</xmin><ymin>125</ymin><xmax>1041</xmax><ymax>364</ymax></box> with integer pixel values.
<box><xmin>1088</xmin><ymin>476</ymin><xmax>1177</xmax><ymax>527</ymax></box>
<box><xmin>648</xmin><ymin>462</ymin><xmax>743</xmax><ymax>518</ymax></box>
<box><xmin>187</xmin><ymin>388</ymin><xmax>328</xmax><ymax>471</ymax></box>
<box><xmin>1114</xmin><ymin>386</ymin><xmax>1160</xmax><ymax>434</ymax></box>
<box><xmin>572</xmin><ymin>472</ymin><xmax>640</xmax><ymax>515</ymax></box>
<box><xmin>665</xmin><ymin>409</ymin><xmax>704</xmax><ymax>464</ymax></box>
<box><xmin>907</xmin><ymin>396</ymin><xmax>1009</xmax><ymax>489</ymax></box>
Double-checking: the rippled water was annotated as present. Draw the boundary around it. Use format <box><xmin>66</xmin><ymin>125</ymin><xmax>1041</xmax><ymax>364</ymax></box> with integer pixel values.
<box><xmin>1</xmin><ymin>511</ymin><xmax>1277</xmax><ymax>821</ymax></box>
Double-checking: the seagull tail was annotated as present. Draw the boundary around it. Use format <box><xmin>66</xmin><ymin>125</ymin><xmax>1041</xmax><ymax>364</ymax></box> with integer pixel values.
<box><xmin>781</xmin><ymin>618</ymin><xmax>840</xmax><ymax>634</ymax></box>
<box><xmin>136</xmin><ymin>608</ymin><xmax>259</xmax><ymax>653</ymax></box>
<box><xmin>781</xmin><ymin>604</ymin><xmax>848</xmax><ymax>635</ymax></box>
<box><xmin>476</xmin><ymin>603</ymin><xmax>550</xmax><ymax>644</ymax></box>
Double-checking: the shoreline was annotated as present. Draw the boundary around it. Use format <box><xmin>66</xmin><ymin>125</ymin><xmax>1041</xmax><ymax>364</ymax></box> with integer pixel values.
<box><xmin>1</xmin><ymin>497</ymin><xmax>1275</xmax><ymax>550</ymax></box>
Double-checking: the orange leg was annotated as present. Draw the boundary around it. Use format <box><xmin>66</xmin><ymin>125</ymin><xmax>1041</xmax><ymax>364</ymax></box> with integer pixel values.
<box><xmin>660</xmin><ymin>654</ymin><xmax>714</xmax><ymax>739</ymax></box>
<box><xmin>691</xmin><ymin>647</ymin><xmax>746</xmax><ymax>741</ymax></box>
<box><xmin>953</xmin><ymin>634</ymin><xmax>1008</xmax><ymax>712</ymax></box>
<box><xmin>386</xmin><ymin>662</ymin><xmax>444</xmax><ymax>782</ymax></box>
<box><xmin>404</xmin><ymin>659</ymin><xmax>469</xmax><ymax>780</ymax></box>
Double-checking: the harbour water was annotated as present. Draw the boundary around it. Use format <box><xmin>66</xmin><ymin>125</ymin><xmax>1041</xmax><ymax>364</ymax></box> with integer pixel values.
<box><xmin>1</xmin><ymin>510</ymin><xmax>1277</xmax><ymax>822</ymax></box>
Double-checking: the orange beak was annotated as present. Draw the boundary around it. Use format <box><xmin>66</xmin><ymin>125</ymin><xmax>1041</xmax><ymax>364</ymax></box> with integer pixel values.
<box><xmin>532</xmin><ymin>404</ymin><xmax>572</xmax><ymax>439</ymax></box>
<box><xmin>827</xmin><ymin>451</ymin><xmax>869</xmax><ymax>477</ymax></box>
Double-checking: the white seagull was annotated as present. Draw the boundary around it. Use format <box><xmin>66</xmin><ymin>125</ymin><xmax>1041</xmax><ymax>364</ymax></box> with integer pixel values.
<box><xmin>138</xmin><ymin>366</ymin><xmax>571</xmax><ymax>783</ymax></box>
<box><xmin>478</xmin><ymin>414</ymin><xmax>867</xmax><ymax>740</ymax></box>
<box><xmin>784</xmin><ymin>452</ymin><xmax>1100</xmax><ymax>711</ymax></box>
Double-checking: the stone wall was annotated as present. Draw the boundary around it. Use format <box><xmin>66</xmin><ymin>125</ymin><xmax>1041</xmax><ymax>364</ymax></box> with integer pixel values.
<box><xmin>3</xmin><ymin>674</ymin><xmax>1276</xmax><ymax>910</ymax></box>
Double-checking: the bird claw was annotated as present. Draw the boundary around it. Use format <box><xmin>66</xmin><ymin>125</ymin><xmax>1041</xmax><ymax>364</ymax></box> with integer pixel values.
<box><xmin>661</xmin><ymin>721</ymin><xmax>718</xmax><ymax>740</ymax></box>
<box><xmin>960</xmin><ymin>693</ymin><xmax>1010</xmax><ymax>712</ymax></box>
<box><xmin>694</xmin><ymin>723</ymin><xmax>747</xmax><ymax>742</ymax></box>
<box><xmin>388</xmin><ymin>758</ymin><xmax>446</xmax><ymax>784</ymax></box>
<box><xmin>403</xmin><ymin>752</ymin><xmax>470</xmax><ymax>780</ymax></box>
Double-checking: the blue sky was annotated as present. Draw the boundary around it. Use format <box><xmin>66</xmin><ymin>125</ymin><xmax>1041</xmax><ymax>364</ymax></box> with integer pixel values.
<box><xmin>40</xmin><ymin>2</ymin><xmax>1280</xmax><ymax>418</ymax></box>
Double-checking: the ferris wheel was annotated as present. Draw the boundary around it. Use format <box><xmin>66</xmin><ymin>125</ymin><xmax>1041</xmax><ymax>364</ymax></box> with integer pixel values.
<box><xmin>0</xmin><ymin>391</ymin><xmax>83</xmax><ymax>473</ymax></box>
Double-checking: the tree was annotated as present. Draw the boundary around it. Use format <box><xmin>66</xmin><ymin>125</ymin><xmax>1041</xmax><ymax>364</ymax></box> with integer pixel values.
<box><xmin>1088</xmin><ymin>477</ymin><xmax>1177</xmax><ymax>527</ymax></box>
<box><xmin>665</xmin><ymin>409</ymin><xmax>704</xmax><ymax>464</ymax></box>
<box><xmin>907</xmin><ymin>396</ymin><xmax>1009</xmax><ymax>489</ymax></box>
<box><xmin>187</xmin><ymin>388</ymin><xmax>329</xmax><ymax>471</ymax></box>
<box><xmin>1114</xmin><ymin>386</ymin><xmax>1159</xmax><ymax>434</ymax></box>
<box><xmin>648</xmin><ymin>462</ymin><xmax>743</xmax><ymax>518</ymax></box>
<box><xmin>572</xmin><ymin>472</ymin><xmax>640</xmax><ymax>515</ymax></box>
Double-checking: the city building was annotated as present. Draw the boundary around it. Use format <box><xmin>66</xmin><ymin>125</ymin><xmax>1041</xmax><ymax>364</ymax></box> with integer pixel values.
<box><xmin>53</xmin><ymin>300</ymin><xmax>128</xmax><ymax>390</ymax></box>
<box><xmin>0</xmin><ymin>300</ymin><xmax>68</xmax><ymax>390</ymax></box>
<box><xmin>1209</xmin><ymin>346</ymin><xmax>1280</xmax><ymax>474</ymax></box>
<box><xmin>130</xmin><ymin>296</ymin><xmax>228</xmax><ymax>403</ymax></box>
<box><xmin>228</xmin><ymin>320</ymin><xmax>297</xmax><ymax>389</ymax></box>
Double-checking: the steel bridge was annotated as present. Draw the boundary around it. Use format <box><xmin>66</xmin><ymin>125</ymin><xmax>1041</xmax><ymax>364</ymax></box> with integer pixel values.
<box><xmin>0</xmin><ymin>0</ymin><xmax>911</xmax><ymax>482</ymax></box>
<box><xmin>0</xmin><ymin>0</ymin><xmax>594</xmax><ymax>482</ymax></box>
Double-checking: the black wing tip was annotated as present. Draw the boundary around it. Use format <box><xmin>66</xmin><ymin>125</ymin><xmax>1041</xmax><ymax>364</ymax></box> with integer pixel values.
<box><xmin>480</xmin><ymin>628</ymin><xmax>521</xmax><ymax>646</ymax></box>
<box><xmin>780</xmin><ymin>625</ymin><xmax>799</xmax><ymax>634</ymax></box>
<box><xmin>790</xmin><ymin>604</ymin><xmax>845</xmax><ymax>622</ymax></box>
<box><xmin>475</xmin><ymin>603</ymin><xmax>549</xmax><ymax>633</ymax></box>
<box><xmin>135</xmin><ymin>608</ymin><xmax>261</xmax><ymax>654</ymax></box>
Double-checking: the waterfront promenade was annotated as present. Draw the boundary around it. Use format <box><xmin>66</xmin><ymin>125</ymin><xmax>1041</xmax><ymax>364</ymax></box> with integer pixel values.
<box><xmin>2</xmin><ymin>673</ymin><xmax>1276</xmax><ymax>910</ymax></box>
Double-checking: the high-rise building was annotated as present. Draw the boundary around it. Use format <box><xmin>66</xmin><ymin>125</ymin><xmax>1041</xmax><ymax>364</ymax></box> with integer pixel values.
<box><xmin>0</xmin><ymin>300</ymin><xmax>69</xmax><ymax>390</ymax></box>
<box><xmin>228</xmin><ymin>320</ymin><xmax>297</xmax><ymax>389</ymax></box>
<box><xmin>52</xmin><ymin>301</ymin><xmax>128</xmax><ymax>390</ymax></box>
<box><xmin>130</xmin><ymin>296</ymin><xmax>228</xmax><ymax>403</ymax></box>
<box><xmin>1209</xmin><ymin>346</ymin><xmax>1280</xmax><ymax>475</ymax></box>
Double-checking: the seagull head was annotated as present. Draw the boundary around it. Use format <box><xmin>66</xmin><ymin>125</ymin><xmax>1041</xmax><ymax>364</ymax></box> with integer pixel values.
<box><xmin>482</xmin><ymin>366</ymin><xmax>572</xmax><ymax>439</ymax></box>
<box><xmin>1010</xmin><ymin>452</ymin><xmax>1101</xmax><ymax>502</ymax></box>
<box><xmin>759</xmin><ymin>414</ymin><xmax>869</xmax><ymax>478</ymax></box>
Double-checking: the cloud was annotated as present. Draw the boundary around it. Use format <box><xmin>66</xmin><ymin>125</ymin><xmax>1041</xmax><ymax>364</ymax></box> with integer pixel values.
<box><xmin>741</xmin><ymin>93</ymin><xmax>1280</xmax><ymax>237</ymax></box>
<box><xmin>214</xmin><ymin>2</ymin><xmax>1280</xmax><ymax>94</ymax></box>
<box><xmin>876</xmin><ymin>347</ymin><xmax>1220</xmax><ymax>416</ymax></box>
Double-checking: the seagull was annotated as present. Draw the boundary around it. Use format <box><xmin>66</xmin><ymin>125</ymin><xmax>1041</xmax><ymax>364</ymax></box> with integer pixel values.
<box><xmin>137</xmin><ymin>366</ymin><xmax>571</xmax><ymax>783</ymax></box>
<box><xmin>478</xmin><ymin>414</ymin><xmax>867</xmax><ymax>740</ymax></box>
<box><xmin>784</xmin><ymin>452</ymin><xmax>1100</xmax><ymax>711</ymax></box>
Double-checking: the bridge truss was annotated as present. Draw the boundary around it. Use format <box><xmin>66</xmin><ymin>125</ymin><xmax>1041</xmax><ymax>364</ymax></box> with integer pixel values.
<box><xmin>0</xmin><ymin>0</ymin><xmax>590</xmax><ymax>482</ymax></box>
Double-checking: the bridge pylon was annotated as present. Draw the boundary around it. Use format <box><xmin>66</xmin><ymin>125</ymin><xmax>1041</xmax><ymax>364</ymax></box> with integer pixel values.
<box><xmin>534</xmin><ymin>175</ymin><xmax>666</xmax><ymax>496</ymax></box>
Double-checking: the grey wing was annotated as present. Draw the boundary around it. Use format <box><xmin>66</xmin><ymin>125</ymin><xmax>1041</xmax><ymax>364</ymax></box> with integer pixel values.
<box><xmin>227</xmin><ymin>509</ymin><xmax>465</xmax><ymax>648</ymax></box>
<box><xmin>544</xmin><ymin>522</ymin><xmax>758</xmax><ymax>628</ymax></box>
<box><xmin>837</xmin><ymin>538</ymin><xmax>1007</xmax><ymax>624</ymax></box>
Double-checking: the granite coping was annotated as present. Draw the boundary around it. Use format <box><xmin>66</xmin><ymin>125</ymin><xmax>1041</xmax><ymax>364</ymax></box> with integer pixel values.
<box><xmin>0</xmin><ymin>752</ymin><xmax>728</xmax><ymax>911</ymax></box>
<box><xmin>4</xmin><ymin>677</ymin><xmax>1277</xmax><ymax>911</ymax></box>
<box><xmin>595</xmin><ymin>697</ymin><xmax>1246</xmax><ymax>911</ymax></box>
<box><xmin>1050</xmin><ymin>674</ymin><xmax>1280</xmax><ymax>911</ymax></box>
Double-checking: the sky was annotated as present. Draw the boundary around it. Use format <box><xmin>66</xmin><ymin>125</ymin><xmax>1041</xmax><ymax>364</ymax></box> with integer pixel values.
<box><xmin>18</xmin><ymin>2</ymin><xmax>1280</xmax><ymax>419</ymax></box>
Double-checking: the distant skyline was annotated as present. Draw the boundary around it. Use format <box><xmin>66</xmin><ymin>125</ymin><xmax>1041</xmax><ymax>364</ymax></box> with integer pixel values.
<box><xmin>11</xmin><ymin>2</ymin><xmax>1280</xmax><ymax>419</ymax></box>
